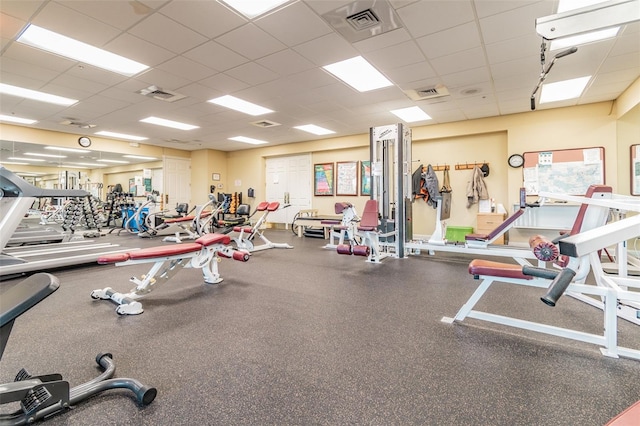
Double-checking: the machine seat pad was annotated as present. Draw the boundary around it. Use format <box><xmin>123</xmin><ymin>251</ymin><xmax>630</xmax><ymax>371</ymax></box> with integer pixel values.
<box><xmin>465</xmin><ymin>233</ymin><xmax>489</xmax><ymax>241</ymax></box>
<box><xmin>358</xmin><ymin>226</ymin><xmax>377</xmax><ymax>232</ymax></box>
<box><xmin>98</xmin><ymin>252</ymin><xmax>131</xmax><ymax>264</ymax></box>
<box><xmin>164</xmin><ymin>215</ymin><xmax>194</xmax><ymax>224</ymax></box>
<box><xmin>233</xmin><ymin>226</ymin><xmax>253</xmax><ymax>233</ymax></box>
<box><xmin>267</xmin><ymin>201</ymin><xmax>280</xmax><ymax>211</ymax></box>
<box><xmin>256</xmin><ymin>201</ymin><xmax>270</xmax><ymax>211</ymax></box>
<box><xmin>195</xmin><ymin>233</ymin><xmax>231</xmax><ymax>246</ymax></box>
<box><xmin>468</xmin><ymin>259</ymin><xmax>532</xmax><ymax>280</ymax></box>
<box><xmin>128</xmin><ymin>243</ymin><xmax>203</xmax><ymax>260</ymax></box>
<box><xmin>606</xmin><ymin>399</ymin><xmax>640</xmax><ymax>425</ymax></box>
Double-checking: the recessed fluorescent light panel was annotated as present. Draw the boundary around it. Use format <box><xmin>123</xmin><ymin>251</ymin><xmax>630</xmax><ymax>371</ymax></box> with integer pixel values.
<box><xmin>229</xmin><ymin>136</ymin><xmax>268</xmax><ymax>145</ymax></box>
<box><xmin>1</xmin><ymin>161</ymin><xmax>28</xmax><ymax>165</ymax></box>
<box><xmin>323</xmin><ymin>56</ymin><xmax>393</xmax><ymax>92</ymax></box>
<box><xmin>97</xmin><ymin>159</ymin><xmax>130</xmax><ymax>164</ymax></box>
<box><xmin>540</xmin><ymin>76</ymin><xmax>591</xmax><ymax>104</ymax></box>
<box><xmin>208</xmin><ymin>95</ymin><xmax>274</xmax><ymax>116</ymax></box>
<box><xmin>219</xmin><ymin>0</ymin><xmax>290</xmax><ymax>18</ymax></box>
<box><xmin>8</xmin><ymin>157</ymin><xmax>45</xmax><ymax>162</ymax></box>
<box><xmin>140</xmin><ymin>116</ymin><xmax>199</xmax><ymax>130</ymax></box>
<box><xmin>294</xmin><ymin>125</ymin><xmax>335</xmax><ymax>136</ymax></box>
<box><xmin>123</xmin><ymin>155</ymin><xmax>157</xmax><ymax>161</ymax></box>
<box><xmin>550</xmin><ymin>27</ymin><xmax>619</xmax><ymax>50</ymax></box>
<box><xmin>0</xmin><ymin>114</ymin><xmax>37</xmax><ymax>124</ymax></box>
<box><xmin>0</xmin><ymin>83</ymin><xmax>78</xmax><ymax>106</ymax></box>
<box><xmin>95</xmin><ymin>131</ymin><xmax>148</xmax><ymax>141</ymax></box>
<box><xmin>25</xmin><ymin>152</ymin><xmax>66</xmax><ymax>158</ymax></box>
<box><xmin>17</xmin><ymin>24</ymin><xmax>148</xmax><ymax>77</ymax></box>
<box><xmin>390</xmin><ymin>106</ymin><xmax>432</xmax><ymax>123</ymax></box>
<box><xmin>45</xmin><ymin>146</ymin><xmax>90</xmax><ymax>153</ymax></box>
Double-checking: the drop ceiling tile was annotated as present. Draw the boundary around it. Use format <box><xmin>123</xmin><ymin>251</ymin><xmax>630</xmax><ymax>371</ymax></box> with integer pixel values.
<box><xmin>29</xmin><ymin>1</ymin><xmax>121</xmax><ymax>46</ymax></box>
<box><xmin>0</xmin><ymin>56</ymin><xmax>61</xmax><ymax>83</ymax></box>
<box><xmin>0</xmin><ymin>12</ymin><xmax>26</xmax><ymax>39</ymax></box>
<box><xmin>485</xmin><ymin>33</ymin><xmax>542</xmax><ymax>65</ymax></box>
<box><xmin>479</xmin><ymin>1</ymin><xmax>552</xmax><ymax>45</ymax></box>
<box><xmin>215</xmin><ymin>23</ymin><xmax>286</xmax><ymax>61</ymax></box>
<box><xmin>386</xmin><ymin>61</ymin><xmax>437</xmax><ymax>86</ymax></box>
<box><xmin>199</xmin><ymin>72</ymin><xmax>250</xmax><ymax>94</ymax></box>
<box><xmin>598</xmin><ymin>52</ymin><xmax>640</xmax><ymax>74</ymax></box>
<box><xmin>440</xmin><ymin>66</ymin><xmax>492</xmax><ymax>88</ymax></box>
<box><xmin>292</xmin><ymin>33</ymin><xmax>358</xmax><ymax>66</ymax></box>
<box><xmin>256</xmin><ymin>49</ymin><xmax>316</xmax><ymax>76</ymax></box>
<box><xmin>128</xmin><ymin>12</ymin><xmax>208</xmax><ymax>54</ymax></box>
<box><xmin>157</xmin><ymin>56</ymin><xmax>216</xmax><ymax>82</ymax></box>
<box><xmin>158</xmin><ymin>0</ymin><xmax>246</xmax><ymax>38</ymax></box>
<box><xmin>183</xmin><ymin>40</ymin><xmax>249</xmax><ymax>73</ymax></box>
<box><xmin>224</xmin><ymin>62</ymin><xmax>279</xmax><ymax>86</ymax></box>
<box><xmin>416</xmin><ymin>22</ymin><xmax>481</xmax><ymax>60</ymax></box>
<box><xmin>133</xmin><ymin>67</ymin><xmax>192</xmax><ymax>91</ymax></box>
<box><xmin>430</xmin><ymin>47</ymin><xmax>487</xmax><ymax>76</ymax></box>
<box><xmin>255</xmin><ymin>1</ymin><xmax>332</xmax><ymax>47</ymax></box>
<box><xmin>354</xmin><ymin>28</ymin><xmax>412</xmax><ymax>53</ymax></box>
<box><xmin>3</xmin><ymin>42</ymin><xmax>77</xmax><ymax>73</ymax></box>
<box><xmin>58</xmin><ymin>0</ymin><xmax>148</xmax><ymax>31</ymax></box>
<box><xmin>105</xmin><ymin>33</ymin><xmax>175</xmax><ymax>68</ymax></box>
<box><xmin>474</xmin><ymin>0</ymin><xmax>543</xmax><ymax>19</ymax></box>
<box><xmin>396</xmin><ymin>0</ymin><xmax>474</xmax><ymax>39</ymax></box>
<box><xmin>0</xmin><ymin>0</ymin><xmax>46</xmax><ymax>21</ymax></box>
<box><xmin>610</xmin><ymin>31</ymin><xmax>640</xmax><ymax>56</ymax></box>
<box><xmin>364</xmin><ymin>40</ymin><xmax>425</xmax><ymax>70</ymax></box>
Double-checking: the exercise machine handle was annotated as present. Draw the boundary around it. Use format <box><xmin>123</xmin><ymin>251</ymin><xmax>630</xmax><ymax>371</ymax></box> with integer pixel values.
<box><xmin>540</xmin><ymin>268</ymin><xmax>576</xmax><ymax>307</ymax></box>
<box><xmin>522</xmin><ymin>266</ymin><xmax>559</xmax><ymax>280</ymax></box>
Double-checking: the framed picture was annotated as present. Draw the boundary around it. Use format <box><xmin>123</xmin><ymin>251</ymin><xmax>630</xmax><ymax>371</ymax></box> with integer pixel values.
<box><xmin>212</xmin><ymin>173</ymin><xmax>221</xmax><ymax>181</ymax></box>
<box><xmin>336</xmin><ymin>161</ymin><xmax>358</xmax><ymax>196</ymax></box>
<box><xmin>360</xmin><ymin>160</ymin><xmax>371</xmax><ymax>196</ymax></box>
<box><xmin>632</xmin><ymin>144</ymin><xmax>640</xmax><ymax>196</ymax></box>
<box><xmin>314</xmin><ymin>163</ymin><xmax>334</xmax><ymax>196</ymax></box>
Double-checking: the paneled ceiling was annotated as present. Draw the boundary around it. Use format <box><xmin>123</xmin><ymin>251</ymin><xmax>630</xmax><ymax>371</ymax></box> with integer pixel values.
<box><xmin>1</xmin><ymin>0</ymin><xmax>639</xmax><ymax>157</ymax></box>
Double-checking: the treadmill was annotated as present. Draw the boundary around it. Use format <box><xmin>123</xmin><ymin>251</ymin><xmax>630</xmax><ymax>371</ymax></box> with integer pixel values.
<box><xmin>0</xmin><ymin>167</ymin><xmax>136</xmax><ymax>277</ymax></box>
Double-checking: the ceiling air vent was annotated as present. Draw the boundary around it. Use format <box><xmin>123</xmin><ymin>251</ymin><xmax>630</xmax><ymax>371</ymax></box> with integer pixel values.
<box><xmin>138</xmin><ymin>85</ymin><xmax>186</xmax><ymax>103</ymax></box>
<box><xmin>250</xmin><ymin>120</ymin><xmax>281</xmax><ymax>128</ymax></box>
<box><xmin>59</xmin><ymin>119</ymin><xmax>97</xmax><ymax>129</ymax></box>
<box><xmin>346</xmin><ymin>9</ymin><xmax>380</xmax><ymax>31</ymax></box>
<box><xmin>404</xmin><ymin>85</ymin><xmax>450</xmax><ymax>101</ymax></box>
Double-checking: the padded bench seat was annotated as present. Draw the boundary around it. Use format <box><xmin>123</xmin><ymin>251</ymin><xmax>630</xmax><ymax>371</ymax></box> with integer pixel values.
<box><xmin>606</xmin><ymin>400</ymin><xmax>640</xmax><ymax>426</ymax></box>
<box><xmin>468</xmin><ymin>259</ymin><xmax>533</xmax><ymax>280</ymax></box>
<box><xmin>98</xmin><ymin>233</ymin><xmax>231</xmax><ymax>264</ymax></box>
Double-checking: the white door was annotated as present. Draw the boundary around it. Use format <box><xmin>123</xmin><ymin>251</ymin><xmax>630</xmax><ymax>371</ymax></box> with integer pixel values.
<box><xmin>265</xmin><ymin>154</ymin><xmax>311</xmax><ymax>225</ymax></box>
<box><xmin>163</xmin><ymin>156</ymin><xmax>191</xmax><ymax>210</ymax></box>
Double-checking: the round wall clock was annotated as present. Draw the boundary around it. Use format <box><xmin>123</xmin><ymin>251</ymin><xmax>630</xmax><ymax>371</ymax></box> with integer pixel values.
<box><xmin>78</xmin><ymin>136</ymin><xmax>92</xmax><ymax>148</ymax></box>
<box><xmin>508</xmin><ymin>153</ymin><xmax>524</xmax><ymax>168</ymax></box>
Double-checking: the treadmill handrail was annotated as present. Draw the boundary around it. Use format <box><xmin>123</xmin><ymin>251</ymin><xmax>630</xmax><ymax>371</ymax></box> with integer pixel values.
<box><xmin>1</xmin><ymin>167</ymin><xmax>89</xmax><ymax>198</ymax></box>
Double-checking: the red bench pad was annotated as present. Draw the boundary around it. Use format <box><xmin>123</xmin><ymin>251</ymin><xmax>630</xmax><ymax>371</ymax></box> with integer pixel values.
<box><xmin>468</xmin><ymin>259</ymin><xmax>532</xmax><ymax>280</ymax></box>
<box><xmin>195</xmin><ymin>233</ymin><xmax>230</xmax><ymax>246</ymax></box>
<box><xmin>128</xmin><ymin>243</ymin><xmax>203</xmax><ymax>260</ymax></box>
<box><xmin>606</xmin><ymin>399</ymin><xmax>640</xmax><ymax>425</ymax></box>
<box><xmin>98</xmin><ymin>252</ymin><xmax>131</xmax><ymax>264</ymax></box>
<box><xmin>233</xmin><ymin>226</ymin><xmax>253</xmax><ymax>233</ymax></box>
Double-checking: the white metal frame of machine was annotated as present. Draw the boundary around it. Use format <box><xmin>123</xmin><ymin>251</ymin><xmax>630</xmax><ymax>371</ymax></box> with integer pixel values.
<box><xmin>442</xmin><ymin>190</ymin><xmax>640</xmax><ymax>360</ymax></box>
<box><xmin>366</xmin><ymin>124</ymin><xmax>544</xmax><ymax>266</ymax></box>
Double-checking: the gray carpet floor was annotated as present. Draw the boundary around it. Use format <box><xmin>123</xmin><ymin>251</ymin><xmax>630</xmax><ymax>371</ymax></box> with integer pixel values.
<box><xmin>1</xmin><ymin>229</ymin><xmax>639</xmax><ymax>425</ymax></box>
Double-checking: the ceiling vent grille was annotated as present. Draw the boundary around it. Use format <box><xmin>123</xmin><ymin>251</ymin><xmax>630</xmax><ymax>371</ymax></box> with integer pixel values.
<box><xmin>250</xmin><ymin>119</ymin><xmax>281</xmax><ymax>128</ymax></box>
<box><xmin>346</xmin><ymin>9</ymin><xmax>380</xmax><ymax>31</ymax></box>
<box><xmin>138</xmin><ymin>85</ymin><xmax>186</xmax><ymax>103</ymax></box>
<box><xmin>404</xmin><ymin>85</ymin><xmax>450</xmax><ymax>101</ymax></box>
<box><xmin>59</xmin><ymin>119</ymin><xmax>97</xmax><ymax>129</ymax></box>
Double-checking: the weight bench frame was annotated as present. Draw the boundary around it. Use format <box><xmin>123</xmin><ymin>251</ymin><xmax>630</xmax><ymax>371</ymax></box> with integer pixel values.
<box><xmin>92</xmin><ymin>233</ymin><xmax>250</xmax><ymax>315</ymax></box>
<box><xmin>233</xmin><ymin>201</ymin><xmax>293</xmax><ymax>252</ymax></box>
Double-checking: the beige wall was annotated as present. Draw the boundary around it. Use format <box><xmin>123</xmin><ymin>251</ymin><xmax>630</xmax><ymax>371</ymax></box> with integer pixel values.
<box><xmin>2</xmin><ymin>78</ymin><xmax>639</xmax><ymax>242</ymax></box>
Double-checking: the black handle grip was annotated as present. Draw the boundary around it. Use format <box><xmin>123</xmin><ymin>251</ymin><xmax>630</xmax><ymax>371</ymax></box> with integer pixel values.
<box><xmin>540</xmin><ymin>268</ymin><xmax>576</xmax><ymax>307</ymax></box>
<box><xmin>522</xmin><ymin>266</ymin><xmax>559</xmax><ymax>280</ymax></box>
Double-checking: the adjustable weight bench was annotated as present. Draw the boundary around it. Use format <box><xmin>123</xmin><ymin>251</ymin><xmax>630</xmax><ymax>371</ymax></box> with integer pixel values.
<box><xmin>1</xmin><ymin>273</ymin><xmax>155</xmax><ymax>423</ymax></box>
<box><xmin>233</xmin><ymin>201</ymin><xmax>293</xmax><ymax>252</ymax></box>
<box><xmin>92</xmin><ymin>233</ymin><xmax>250</xmax><ymax>315</ymax></box>
<box><xmin>464</xmin><ymin>208</ymin><xmax>526</xmax><ymax>248</ymax></box>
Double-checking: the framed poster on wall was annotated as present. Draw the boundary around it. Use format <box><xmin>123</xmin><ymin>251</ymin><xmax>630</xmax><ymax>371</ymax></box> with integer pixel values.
<box><xmin>336</xmin><ymin>161</ymin><xmax>358</xmax><ymax>196</ymax></box>
<box><xmin>314</xmin><ymin>163</ymin><xmax>334</xmax><ymax>196</ymax></box>
<box><xmin>632</xmin><ymin>144</ymin><xmax>640</xmax><ymax>196</ymax></box>
<box><xmin>360</xmin><ymin>160</ymin><xmax>371</xmax><ymax>196</ymax></box>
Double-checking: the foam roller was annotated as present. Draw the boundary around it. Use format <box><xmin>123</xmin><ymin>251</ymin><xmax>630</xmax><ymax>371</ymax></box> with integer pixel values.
<box><xmin>232</xmin><ymin>251</ymin><xmax>250</xmax><ymax>262</ymax></box>
<box><xmin>529</xmin><ymin>235</ymin><xmax>559</xmax><ymax>262</ymax></box>
<box><xmin>352</xmin><ymin>245</ymin><xmax>370</xmax><ymax>257</ymax></box>
<box><xmin>337</xmin><ymin>244</ymin><xmax>352</xmax><ymax>255</ymax></box>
